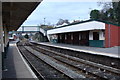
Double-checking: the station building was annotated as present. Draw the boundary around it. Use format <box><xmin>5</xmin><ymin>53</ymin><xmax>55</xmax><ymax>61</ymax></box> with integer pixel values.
<box><xmin>47</xmin><ymin>20</ymin><xmax>120</xmax><ymax>48</ymax></box>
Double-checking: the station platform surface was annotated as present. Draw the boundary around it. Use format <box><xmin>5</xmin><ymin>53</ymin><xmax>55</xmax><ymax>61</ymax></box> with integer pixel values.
<box><xmin>31</xmin><ymin>41</ymin><xmax>119</xmax><ymax>58</ymax></box>
<box><xmin>2</xmin><ymin>41</ymin><xmax>37</xmax><ymax>79</ymax></box>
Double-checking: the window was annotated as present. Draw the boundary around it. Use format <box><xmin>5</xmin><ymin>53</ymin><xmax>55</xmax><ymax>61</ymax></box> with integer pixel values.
<box><xmin>93</xmin><ymin>32</ymin><xmax>99</xmax><ymax>40</ymax></box>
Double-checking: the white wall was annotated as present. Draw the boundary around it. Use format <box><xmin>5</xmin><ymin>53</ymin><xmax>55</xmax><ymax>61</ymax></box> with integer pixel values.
<box><xmin>89</xmin><ymin>30</ymin><xmax>105</xmax><ymax>40</ymax></box>
<box><xmin>99</xmin><ymin>31</ymin><xmax>105</xmax><ymax>40</ymax></box>
<box><xmin>40</xmin><ymin>28</ymin><xmax>46</xmax><ymax>36</ymax></box>
<box><xmin>79</xmin><ymin>33</ymin><xmax>81</xmax><ymax>40</ymax></box>
<box><xmin>47</xmin><ymin>34</ymin><xmax>53</xmax><ymax>42</ymax></box>
<box><xmin>89</xmin><ymin>31</ymin><xmax>93</xmax><ymax>40</ymax></box>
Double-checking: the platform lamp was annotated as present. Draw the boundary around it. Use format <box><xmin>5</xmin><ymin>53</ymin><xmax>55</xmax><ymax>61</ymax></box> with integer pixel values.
<box><xmin>44</xmin><ymin>17</ymin><xmax>46</xmax><ymax>25</ymax></box>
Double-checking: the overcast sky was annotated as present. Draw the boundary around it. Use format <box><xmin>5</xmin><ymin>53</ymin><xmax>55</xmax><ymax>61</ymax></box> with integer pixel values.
<box><xmin>21</xmin><ymin>0</ymin><xmax>107</xmax><ymax>26</ymax></box>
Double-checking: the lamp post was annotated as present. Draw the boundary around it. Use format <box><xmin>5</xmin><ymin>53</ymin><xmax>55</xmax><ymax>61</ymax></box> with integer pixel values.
<box><xmin>44</xmin><ymin>18</ymin><xmax>46</xmax><ymax>25</ymax></box>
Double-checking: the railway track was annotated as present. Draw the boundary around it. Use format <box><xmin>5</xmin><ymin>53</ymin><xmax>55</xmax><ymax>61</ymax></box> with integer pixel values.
<box><xmin>18</xmin><ymin>43</ymin><xmax>72</xmax><ymax>80</ymax></box>
<box><xmin>18</xmin><ymin>45</ymin><xmax>45</xmax><ymax>80</ymax></box>
<box><xmin>17</xmin><ymin>42</ymin><xmax>120</xmax><ymax>80</ymax></box>
<box><xmin>29</xmin><ymin>42</ymin><xmax>120</xmax><ymax>79</ymax></box>
<box><xmin>31</xmin><ymin>42</ymin><xmax>120</xmax><ymax>70</ymax></box>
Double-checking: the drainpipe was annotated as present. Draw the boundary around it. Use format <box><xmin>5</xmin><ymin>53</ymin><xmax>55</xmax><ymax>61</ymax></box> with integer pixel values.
<box><xmin>108</xmin><ymin>24</ymin><xmax>111</xmax><ymax>47</ymax></box>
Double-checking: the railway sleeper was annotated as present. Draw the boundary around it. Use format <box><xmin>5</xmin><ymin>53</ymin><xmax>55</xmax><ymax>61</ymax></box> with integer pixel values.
<box><xmin>33</xmin><ymin>45</ymin><xmax>120</xmax><ymax>75</ymax></box>
<box><xmin>19</xmin><ymin>42</ymin><xmax>120</xmax><ymax>80</ymax></box>
<box><xmin>18</xmin><ymin>46</ymin><xmax>70</xmax><ymax>80</ymax></box>
<box><xmin>24</xmin><ymin>46</ymin><xmax>87</xmax><ymax>79</ymax></box>
<box><xmin>28</xmin><ymin>44</ymin><xmax>120</xmax><ymax>80</ymax></box>
<box><xmin>53</xmin><ymin>56</ymin><xmax>120</xmax><ymax>80</ymax></box>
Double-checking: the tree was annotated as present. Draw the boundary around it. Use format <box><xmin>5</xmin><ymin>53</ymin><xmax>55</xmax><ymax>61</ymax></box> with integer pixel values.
<box><xmin>97</xmin><ymin>2</ymin><xmax>112</xmax><ymax>12</ymax></box>
<box><xmin>56</xmin><ymin>19</ymin><xmax>70</xmax><ymax>25</ymax></box>
<box><xmin>90</xmin><ymin>9</ymin><xmax>100</xmax><ymax>19</ymax></box>
<box><xmin>113</xmin><ymin>1</ymin><xmax>120</xmax><ymax>24</ymax></box>
<box><xmin>107</xmin><ymin>8</ymin><xmax>115</xmax><ymax>22</ymax></box>
<box><xmin>71</xmin><ymin>20</ymin><xmax>81</xmax><ymax>24</ymax></box>
<box><xmin>99</xmin><ymin>8</ymin><xmax>115</xmax><ymax>22</ymax></box>
<box><xmin>40</xmin><ymin>25</ymin><xmax>54</xmax><ymax>30</ymax></box>
<box><xmin>24</xmin><ymin>34</ymin><xmax>29</xmax><ymax>39</ymax></box>
<box><xmin>96</xmin><ymin>1</ymin><xmax>120</xmax><ymax>24</ymax></box>
<box><xmin>32</xmin><ymin>32</ymin><xmax>48</xmax><ymax>42</ymax></box>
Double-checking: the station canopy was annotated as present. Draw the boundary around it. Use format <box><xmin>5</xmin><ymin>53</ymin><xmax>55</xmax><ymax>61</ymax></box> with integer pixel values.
<box><xmin>2</xmin><ymin>2</ymin><xmax>42</xmax><ymax>31</ymax></box>
<box><xmin>47</xmin><ymin>20</ymin><xmax>105</xmax><ymax>35</ymax></box>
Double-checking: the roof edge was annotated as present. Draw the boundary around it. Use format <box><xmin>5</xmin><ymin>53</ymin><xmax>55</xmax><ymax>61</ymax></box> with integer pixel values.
<box><xmin>48</xmin><ymin>19</ymin><xmax>120</xmax><ymax>31</ymax></box>
<box><xmin>93</xmin><ymin>19</ymin><xmax>120</xmax><ymax>27</ymax></box>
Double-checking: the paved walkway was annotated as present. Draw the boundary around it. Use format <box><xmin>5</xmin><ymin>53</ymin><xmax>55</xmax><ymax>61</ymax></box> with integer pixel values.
<box><xmin>2</xmin><ymin>41</ymin><xmax>37</xmax><ymax>79</ymax></box>
<box><xmin>31</xmin><ymin>41</ymin><xmax>119</xmax><ymax>58</ymax></box>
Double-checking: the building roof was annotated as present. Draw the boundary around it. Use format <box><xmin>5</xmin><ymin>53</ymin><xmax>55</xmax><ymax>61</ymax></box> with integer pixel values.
<box><xmin>55</xmin><ymin>19</ymin><xmax>119</xmax><ymax>28</ymax></box>
<box><xmin>47</xmin><ymin>20</ymin><xmax>106</xmax><ymax>35</ymax></box>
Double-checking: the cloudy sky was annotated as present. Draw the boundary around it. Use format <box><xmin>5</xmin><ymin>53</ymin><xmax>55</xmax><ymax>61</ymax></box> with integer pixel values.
<box><xmin>21</xmin><ymin>0</ymin><xmax>111</xmax><ymax>26</ymax></box>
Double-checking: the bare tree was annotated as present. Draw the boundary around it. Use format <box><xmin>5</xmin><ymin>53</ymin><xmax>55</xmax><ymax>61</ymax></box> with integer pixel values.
<box><xmin>56</xmin><ymin>19</ymin><xmax>70</xmax><ymax>25</ymax></box>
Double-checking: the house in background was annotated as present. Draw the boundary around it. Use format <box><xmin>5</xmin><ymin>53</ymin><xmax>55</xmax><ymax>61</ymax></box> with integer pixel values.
<box><xmin>47</xmin><ymin>19</ymin><xmax>120</xmax><ymax>48</ymax></box>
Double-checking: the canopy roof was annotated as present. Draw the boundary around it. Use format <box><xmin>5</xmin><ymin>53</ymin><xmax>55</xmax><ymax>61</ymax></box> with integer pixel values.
<box><xmin>47</xmin><ymin>20</ymin><xmax>105</xmax><ymax>35</ymax></box>
<box><xmin>2</xmin><ymin>2</ymin><xmax>42</xmax><ymax>31</ymax></box>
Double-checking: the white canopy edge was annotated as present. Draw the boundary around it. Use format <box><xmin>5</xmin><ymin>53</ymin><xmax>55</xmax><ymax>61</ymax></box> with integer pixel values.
<box><xmin>47</xmin><ymin>21</ymin><xmax>105</xmax><ymax>35</ymax></box>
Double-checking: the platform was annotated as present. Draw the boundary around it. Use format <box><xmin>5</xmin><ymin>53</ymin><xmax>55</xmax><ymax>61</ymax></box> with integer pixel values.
<box><xmin>31</xmin><ymin>41</ymin><xmax>119</xmax><ymax>58</ymax></box>
<box><xmin>2</xmin><ymin>41</ymin><xmax>37</xmax><ymax>79</ymax></box>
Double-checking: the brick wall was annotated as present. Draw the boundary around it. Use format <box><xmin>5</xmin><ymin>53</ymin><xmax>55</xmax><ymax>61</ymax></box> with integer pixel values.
<box><xmin>105</xmin><ymin>24</ymin><xmax>120</xmax><ymax>48</ymax></box>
